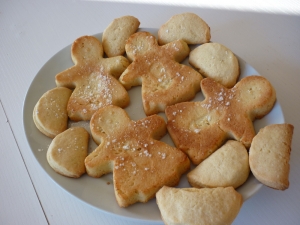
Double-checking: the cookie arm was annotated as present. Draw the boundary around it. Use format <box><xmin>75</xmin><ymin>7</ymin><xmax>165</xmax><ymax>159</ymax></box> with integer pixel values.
<box><xmin>102</xmin><ymin>56</ymin><xmax>130</xmax><ymax>79</ymax></box>
<box><xmin>119</xmin><ymin>63</ymin><xmax>143</xmax><ymax>90</ymax></box>
<box><xmin>55</xmin><ymin>66</ymin><xmax>81</xmax><ymax>89</ymax></box>
<box><xmin>162</xmin><ymin>40</ymin><xmax>190</xmax><ymax>62</ymax></box>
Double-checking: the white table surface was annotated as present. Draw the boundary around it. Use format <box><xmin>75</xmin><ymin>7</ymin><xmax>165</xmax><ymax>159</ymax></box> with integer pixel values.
<box><xmin>1</xmin><ymin>1</ymin><xmax>300</xmax><ymax>224</ymax></box>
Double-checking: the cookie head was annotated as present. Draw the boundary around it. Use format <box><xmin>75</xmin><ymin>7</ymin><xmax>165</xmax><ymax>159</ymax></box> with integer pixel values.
<box><xmin>85</xmin><ymin>105</ymin><xmax>190</xmax><ymax>207</ymax></box>
<box><xmin>71</xmin><ymin>35</ymin><xmax>103</xmax><ymax>64</ymax></box>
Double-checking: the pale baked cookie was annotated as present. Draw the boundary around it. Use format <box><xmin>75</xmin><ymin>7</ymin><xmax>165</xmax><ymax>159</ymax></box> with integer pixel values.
<box><xmin>85</xmin><ymin>105</ymin><xmax>190</xmax><ymax>207</ymax></box>
<box><xmin>189</xmin><ymin>42</ymin><xmax>240</xmax><ymax>88</ymax></box>
<box><xmin>249</xmin><ymin>123</ymin><xmax>294</xmax><ymax>190</ymax></box>
<box><xmin>102</xmin><ymin>15</ymin><xmax>140</xmax><ymax>57</ymax></box>
<box><xmin>165</xmin><ymin>76</ymin><xmax>276</xmax><ymax>165</ymax></box>
<box><xmin>158</xmin><ymin>12</ymin><xmax>211</xmax><ymax>45</ymax></box>
<box><xmin>188</xmin><ymin>140</ymin><xmax>250</xmax><ymax>188</ymax></box>
<box><xmin>33</xmin><ymin>87</ymin><xmax>72</xmax><ymax>138</ymax></box>
<box><xmin>47</xmin><ymin>127</ymin><xmax>89</xmax><ymax>178</ymax></box>
<box><xmin>119</xmin><ymin>31</ymin><xmax>203</xmax><ymax>116</ymax></box>
<box><xmin>156</xmin><ymin>186</ymin><xmax>243</xmax><ymax>225</ymax></box>
<box><xmin>55</xmin><ymin>35</ymin><xmax>130</xmax><ymax>121</ymax></box>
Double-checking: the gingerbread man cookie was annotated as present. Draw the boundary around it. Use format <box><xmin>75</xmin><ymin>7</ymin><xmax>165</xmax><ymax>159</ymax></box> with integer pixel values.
<box><xmin>119</xmin><ymin>31</ymin><xmax>203</xmax><ymax>116</ymax></box>
<box><xmin>55</xmin><ymin>35</ymin><xmax>130</xmax><ymax>121</ymax></box>
<box><xmin>165</xmin><ymin>76</ymin><xmax>276</xmax><ymax>165</ymax></box>
<box><xmin>85</xmin><ymin>105</ymin><xmax>190</xmax><ymax>207</ymax></box>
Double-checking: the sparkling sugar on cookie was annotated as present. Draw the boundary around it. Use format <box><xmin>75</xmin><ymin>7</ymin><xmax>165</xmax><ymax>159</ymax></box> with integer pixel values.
<box><xmin>55</xmin><ymin>35</ymin><xmax>130</xmax><ymax>121</ymax></box>
<box><xmin>165</xmin><ymin>76</ymin><xmax>276</xmax><ymax>165</ymax></box>
<box><xmin>85</xmin><ymin>105</ymin><xmax>190</xmax><ymax>207</ymax></box>
<box><xmin>119</xmin><ymin>31</ymin><xmax>203</xmax><ymax>116</ymax></box>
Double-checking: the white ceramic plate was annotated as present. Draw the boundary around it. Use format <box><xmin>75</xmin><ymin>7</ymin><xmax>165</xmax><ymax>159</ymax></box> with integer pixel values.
<box><xmin>23</xmin><ymin>28</ymin><xmax>285</xmax><ymax>223</ymax></box>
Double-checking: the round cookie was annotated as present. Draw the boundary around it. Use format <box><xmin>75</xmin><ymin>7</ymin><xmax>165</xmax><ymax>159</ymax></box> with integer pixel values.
<box><xmin>102</xmin><ymin>15</ymin><xmax>140</xmax><ymax>57</ymax></box>
<box><xmin>158</xmin><ymin>12</ymin><xmax>211</xmax><ymax>45</ymax></box>
<box><xmin>187</xmin><ymin>140</ymin><xmax>250</xmax><ymax>189</ymax></box>
<box><xmin>189</xmin><ymin>42</ymin><xmax>240</xmax><ymax>88</ymax></box>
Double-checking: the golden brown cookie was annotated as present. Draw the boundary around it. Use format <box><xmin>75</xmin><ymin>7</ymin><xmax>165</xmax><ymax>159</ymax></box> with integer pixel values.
<box><xmin>249</xmin><ymin>123</ymin><xmax>294</xmax><ymax>190</ymax></box>
<box><xmin>85</xmin><ymin>105</ymin><xmax>190</xmax><ymax>207</ymax></box>
<box><xmin>55</xmin><ymin>35</ymin><xmax>130</xmax><ymax>121</ymax></box>
<box><xmin>119</xmin><ymin>31</ymin><xmax>203</xmax><ymax>116</ymax></box>
<box><xmin>166</xmin><ymin>76</ymin><xmax>276</xmax><ymax>165</ymax></box>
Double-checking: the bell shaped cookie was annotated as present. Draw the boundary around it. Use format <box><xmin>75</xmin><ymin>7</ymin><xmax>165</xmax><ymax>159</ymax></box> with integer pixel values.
<box><xmin>166</xmin><ymin>76</ymin><xmax>276</xmax><ymax>165</ymax></box>
<box><xmin>56</xmin><ymin>35</ymin><xmax>130</xmax><ymax>121</ymax></box>
<box><xmin>119</xmin><ymin>31</ymin><xmax>203</xmax><ymax>116</ymax></box>
<box><xmin>47</xmin><ymin>127</ymin><xmax>89</xmax><ymax>178</ymax></box>
<box><xmin>33</xmin><ymin>87</ymin><xmax>72</xmax><ymax>138</ymax></box>
<box><xmin>85</xmin><ymin>105</ymin><xmax>190</xmax><ymax>207</ymax></box>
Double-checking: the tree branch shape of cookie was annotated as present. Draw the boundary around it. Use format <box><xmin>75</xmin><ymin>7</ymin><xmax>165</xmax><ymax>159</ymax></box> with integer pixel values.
<box><xmin>85</xmin><ymin>105</ymin><xmax>190</xmax><ymax>207</ymax></box>
<box><xmin>55</xmin><ymin>35</ymin><xmax>130</xmax><ymax>121</ymax></box>
<box><xmin>119</xmin><ymin>31</ymin><xmax>203</xmax><ymax>116</ymax></box>
<box><xmin>166</xmin><ymin>76</ymin><xmax>276</xmax><ymax>165</ymax></box>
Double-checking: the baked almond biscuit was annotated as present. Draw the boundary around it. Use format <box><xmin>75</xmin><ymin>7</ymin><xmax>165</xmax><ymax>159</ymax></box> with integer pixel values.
<box><xmin>85</xmin><ymin>105</ymin><xmax>190</xmax><ymax>207</ymax></box>
<box><xmin>166</xmin><ymin>76</ymin><xmax>276</xmax><ymax>165</ymax></box>
<box><xmin>188</xmin><ymin>140</ymin><xmax>250</xmax><ymax>189</ymax></box>
<box><xmin>119</xmin><ymin>31</ymin><xmax>203</xmax><ymax>116</ymax></box>
<box><xmin>249</xmin><ymin>124</ymin><xmax>294</xmax><ymax>190</ymax></box>
<box><xmin>33</xmin><ymin>87</ymin><xmax>72</xmax><ymax>138</ymax></box>
<box><xmin>55</xmin><ymin>35</ymin><xmax>130</xmax><ymax>121</ymax></box>
<box><xmin>189</xmin><ymin>42</ymin><xmax>240</xmax><ymax>88</ymax></box>
<box><xmin>102</xmin><ymin>15</ymin><xmax>140</xmax><ymax>57</ymax></box>
<box><xmin>158</xmin><ymin>12</ymin><xmax>211</xmax><ymax>45</ymax></box>
<box><xmin>156</xmin><ymin>186</ymin><xmax>243</xmax><ymax>225</ymax></box>
<box><xmin>47</xmin><ymin>127</ymin><xmax>89</xmax><ymax>178</ymax></box>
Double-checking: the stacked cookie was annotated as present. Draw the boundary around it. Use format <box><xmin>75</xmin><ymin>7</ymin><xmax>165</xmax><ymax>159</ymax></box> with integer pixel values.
<box><xmin>33</xmin><ymin>13</ymin><xmax>294</xmax><ymax>225</ymax></box>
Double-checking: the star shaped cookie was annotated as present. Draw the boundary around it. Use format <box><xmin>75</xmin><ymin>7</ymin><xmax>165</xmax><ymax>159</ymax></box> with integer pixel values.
<box><xmin>55</xmin><ymin>35</ymin><xmax>130</xmax><ymax>121</ymax></box>
<box><xmin>85</xmin><ymin>105</ymin><xmax>190</xmax><ymax>207</ymax></box>
<box><xmin>165</xmin><ymin>76</ymin><xmax>276</xmax><ymax>165</ymax></box>
<box><xmin>119</xmin><ymin>31</ymin><xmax>203</xmax><ymax>116</ymax></box>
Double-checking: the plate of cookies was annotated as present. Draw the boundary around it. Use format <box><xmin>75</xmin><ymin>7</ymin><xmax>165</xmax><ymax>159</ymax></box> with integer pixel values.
<box><xmin>24</xmin><ymin>13</ymin><xmax>293</xmax><ymax>224</ymax></box>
